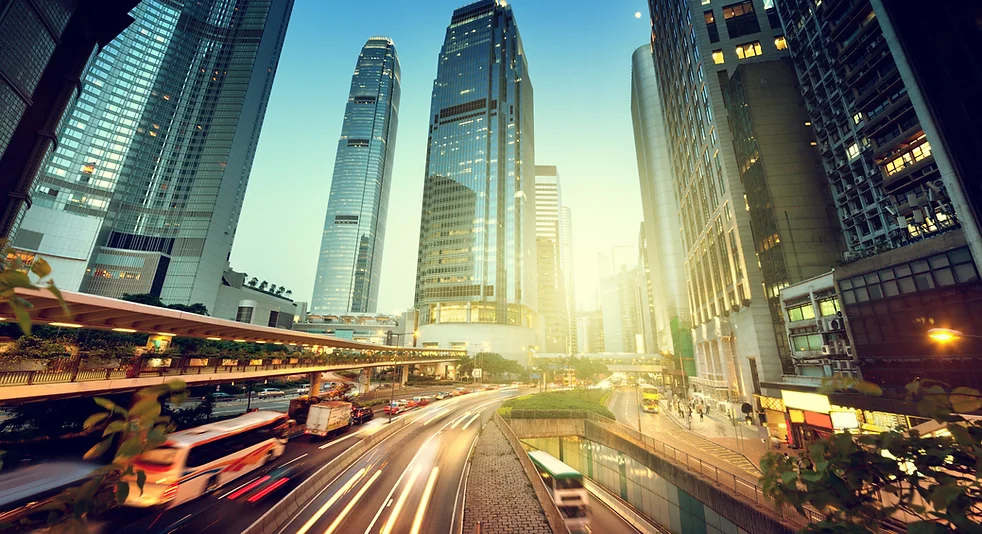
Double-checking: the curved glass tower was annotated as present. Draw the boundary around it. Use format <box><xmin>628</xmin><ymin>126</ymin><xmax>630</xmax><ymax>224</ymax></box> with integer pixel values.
<box><xmin>413</xmin><ymin>0</ymin><xmax>537</xmax><ymax>363</ymax></box>
<box><xmin>310</xmin><ymin>37</ymin><xmax>400</xmax><ymax>315</ymax></box>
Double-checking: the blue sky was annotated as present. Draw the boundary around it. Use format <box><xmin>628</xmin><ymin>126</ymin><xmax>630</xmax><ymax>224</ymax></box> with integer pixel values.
<box><xmin>230</xmin><ymin>0</ymin><xmax>651</xmax><ymax>314</ymax></box>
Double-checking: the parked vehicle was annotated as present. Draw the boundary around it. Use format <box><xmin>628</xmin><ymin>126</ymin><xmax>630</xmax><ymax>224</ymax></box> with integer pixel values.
<box><xmin>351</xmin><ymin>406</ymin><xmax>374</xmax><ymax>424</ymax></box>
<box><xmin>305</xmin><ymin>401</ymin><xmax>352</xmax><ymax>438</ymax></box>
<box><xmin>122</xmin><ymin>412</ymin><xmax>291</xmax><ymax>508</ymax></box>
<box><xmin>257</xmin><ymin>388</ymin><xmax>285</xmax><ymax>398</ymax></box>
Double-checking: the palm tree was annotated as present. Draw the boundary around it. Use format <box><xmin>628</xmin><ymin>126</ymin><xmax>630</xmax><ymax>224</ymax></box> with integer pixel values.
<box><xmin>248</xmin><ymin>277</ymin><xmax>259</xmax><ymax>287</ymax></box>
<box><xmin>258</xmin><ymin>280</ymin><xmax>268</xmax><ymax>291</ymax></box>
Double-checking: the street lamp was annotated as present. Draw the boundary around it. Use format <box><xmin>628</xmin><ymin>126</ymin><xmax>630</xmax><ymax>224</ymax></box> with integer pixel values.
<box><xmin>926</xmin><ymin>328</ymin><xmax>982</xmax><ymax>343</ymax></box>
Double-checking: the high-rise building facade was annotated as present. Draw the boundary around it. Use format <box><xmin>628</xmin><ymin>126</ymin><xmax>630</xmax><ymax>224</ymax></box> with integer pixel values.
<box><xmin>58</xmin><ymin>0</ymin><xmax>294</xmax><ymax>309</ymax></box>
<box><xmin>413</xmin><ymin>0</ymin><xmax>537</xmax><ymax>364</ymax></box>
<box><xmin>0</xmin><ymin>0</ymin><xmax>137</xmax><ymax>241</ymax></box>
<box><xmin>560</xmin><ymin>205</ymin><xmax>578</xmax><ymax>353</ymax></box>
<box><xmin>598</xmin><ymin>251</ymin><xmax>644</xmax><ymax>354</ymax></box>
<box><xmin>631</xmin><ymin>44</ymin><xmax>695</xmax><ymax>374</ymax></box>
<box><xmin>645</xmin><ymin>0</ymin><xmax>792</xmax><ymax>406</ymax></box>
<box><xmin>13</xmin><ymin>1</ymin><xmax>183</xmax><ymax>290</ymax></box>
<box><xmin>310</xmin><ymin>37</ymin><xmax>400</xmax><ymax>315</ymax></box>
<box><xmin>534</xmin><ymin>165</ymin><xmax>568</xmax><ymax>353</ymax></box>
<box><xmin>775</xmin><ymin>0</ymin><xmax>982</xmax><ymax>393</ymax></box>
<box><xmin>637</xmin><ymin>223</ymin><xmax>658</xmax><ymax>352</ymax></box>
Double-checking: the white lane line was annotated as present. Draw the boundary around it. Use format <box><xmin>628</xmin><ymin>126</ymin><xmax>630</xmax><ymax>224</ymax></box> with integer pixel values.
<box><xmin>409</xmin><ymin>467</ymin><xmax>440</xmax><ymax>534</ymax></box>
<box><xmin>319</xmin><ymin>432</ymin><xmax>359</xmax><ymax>450</ymax></box>
<box><xmin>449</xmin><ymin>411</ymin><xmax>471</xmax><ymax>429</ymax></box>
<box><xmin>295</xmin><ymin>468</ymin><xmax>367</xmax><ymax>534</ymax></box>
<box><xmin>450</xmin><ymin>434</ymin><xmax>480</xmax><ymax>534</ymax></box>
<box><xmin>281</xmin><ymin>452</ymin><xmax>309</xmax><ymax>467</ymax></box>
<box><xmin>324</xmin><ymin>469</ymin><xmax>383</xmax><ymax>534</ymax></box>
<box><xmin>381</xmin><ymin>465</ymin><xmax>421</xmax><ymax>534</ymax></box>
<box><xmin>461</xmin><ymin>411</ymin><xmax>482</xmax><ymax>431</ymax></box>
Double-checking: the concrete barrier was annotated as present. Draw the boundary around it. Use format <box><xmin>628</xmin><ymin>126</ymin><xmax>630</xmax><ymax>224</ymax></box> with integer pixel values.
<box><xmin>584</xmin><ymin>478</ymin><xmax>666</xmax><ymax>534</ymax></box>
<box><xmin>491</xmin><ymin>412</ymin><xmax>569</xmax><ymax>534</ymax></box>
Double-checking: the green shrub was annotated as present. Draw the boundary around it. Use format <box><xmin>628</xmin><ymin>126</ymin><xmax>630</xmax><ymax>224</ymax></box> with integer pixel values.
<box><xmin>499</xmin><ymin>389</ymin><xmax>614</xmax><ymax>419</ymax></box>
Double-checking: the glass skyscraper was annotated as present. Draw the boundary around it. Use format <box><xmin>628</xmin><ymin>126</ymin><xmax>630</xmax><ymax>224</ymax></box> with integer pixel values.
<box><xmin>310</xmin><ymin>37</ymin><xmax>400</xmax><ymax>315</ymax></box>
<box><xmin>32</xmin><ymin>0</ymin><xmax>294</xmax><ymax>309</ymax></box>
<box><xmin>413</xmin><ymin>0</ymin><xmax>537</xmax><ymax>363</ymax></box>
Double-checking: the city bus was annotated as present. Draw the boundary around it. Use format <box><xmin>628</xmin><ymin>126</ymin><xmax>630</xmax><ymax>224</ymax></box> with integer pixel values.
<box><xmin>122</xmin><ymin>411</ymin><xmax>291</xmax><ymax>508</ymax></box>
<box><xmin>528</xmin><ymin>450</ymin><xmax>590</xmax><ymax>533</ymax></box>
<box><xmin>639</xmin><ymin>384</ymin><xmax>660</xmax><ymax>413</ymax></box>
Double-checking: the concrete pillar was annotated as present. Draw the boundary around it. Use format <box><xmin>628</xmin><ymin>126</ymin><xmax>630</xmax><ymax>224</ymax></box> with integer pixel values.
<box><xmin>310</xmin><ymin>372</ymin><xmax>322</xmax><ymax>398</ymax></box>
<box><xmin>400</xmin><ymin>365</ymin><xmax>409</xmax><ymax>385</ymax></box>
<box><xmin>360</xmin><ymin>368</ymin><xmax>371</xmax><ymax>394</ymax></box>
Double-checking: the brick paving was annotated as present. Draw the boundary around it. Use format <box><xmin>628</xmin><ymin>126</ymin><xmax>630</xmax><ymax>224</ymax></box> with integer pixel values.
<box><xmin>462</xmin><ymin>419</ymin><xmax>554</xmax><ymax>534</ymax></box>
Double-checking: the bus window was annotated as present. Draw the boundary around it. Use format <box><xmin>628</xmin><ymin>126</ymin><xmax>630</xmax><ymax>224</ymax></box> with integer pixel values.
<box><xmin>560</xmin><ymin>505</ymin><xmax>588</xmax><ymax>518</ymax></box>
<box><xmin>555</xmin><ymin>477</ymin><xmax>583</xmax><ymax>490</ymax></box>
<box><xmin>138</xmin><ymin>446</ymin><xmax>178</xmax><ymax>467</ymax></box>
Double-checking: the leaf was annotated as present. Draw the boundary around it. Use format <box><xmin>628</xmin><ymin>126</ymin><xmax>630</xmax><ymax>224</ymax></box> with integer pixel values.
<box><xmin>130</xmin><ymin>397</ymin><xmax>161</xmax><ymax>420</ymax></box>
<box><xmin>0</xmin><ymin>270</ymin><xmax>36</xmax><ymax>289</ymax></box>
<box><xmin>136</xmin><ymin>470</ymin><xmax>147</xmax><ymax>495</ymax></box>
<box><xmin>780</xmin><ymin>471</ymin><xmax>798</xmax><ymax>485</ymax></box>
<box><xmin>46</xmin><ymin>281</ymin><xmax>72</xmax><ymax>319</ymax></box>
<box><xmin>854</xmin><ymin>380</ymin><xmax>883</xmax><ymax>396</ymax></box>
<box><xmin>908</xmin><ymin>521</ymin><xmax>953</xmax><ymax>534</ymax></box>
<box><xmin>950</xmin><ymin>387</ymin><xmax>982</xmax><ymax>414</ymax></box>
<box><xmin>115</xmin><ymin>481</ymin><xmax>130</xmax><ymax>505</ymax></box>
<box><xmin>116</xmin><ymin>437</ymin><xmax>143</xmax><ymax>458</ymax></box>
<box><xmin>102</xmin><ymin>420</ymin><xmax>127</xmax><ymax>437</ymax></box>
<box><xmin>13</xmin><ymin>304</ymin><xmax>31</xmax><ymax>336</ymax></box>
<box><xmin>82</xmin><ymin>412</ymin><xmax>110</xmax><ymax>430</ymax></box>
<box><xmin>83</xmin><ymin>437</ymin><xmax>113</xmax><ymax>460</ymax></box>
<box><xmin>94</xmin><ymin>397</ymin><xmax>123</xmax><ymax>415</ymax></box>
<box><xmin>30</xmin><ymin>257</ymin><xmax>51</xmax><ymax>279</ymax></box>
<box><xmin>928</xmin><ymin>483</ymin><xmax>962</xmax><ymax>509</ymax></box>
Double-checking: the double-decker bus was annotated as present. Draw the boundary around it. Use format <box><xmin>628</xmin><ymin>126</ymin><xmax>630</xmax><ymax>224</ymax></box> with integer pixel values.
<box><xmin>639</xmin><ymin>384</ymin><xmax>661</xmax><ymax>413</ymax></box>
<box><xmin>122</xmin><ymin>411</ymin><xmax>291</xmax><ymax>508</ymax></box>
<box><xmin>528</xmin><ymin>450</ymin><xmax>590</xmax><ymax>533</ymax></box>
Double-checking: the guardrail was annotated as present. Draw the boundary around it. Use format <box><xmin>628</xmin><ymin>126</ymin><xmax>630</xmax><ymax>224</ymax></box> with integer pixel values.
<box><xmin>0</xmin><ymin>353</ymin><xmax>459</xmax><ymax>388</ymax></box>
<box><xmin>501</xmin><ymin>409</ymin><xmax>825</xmax><ymax>529</ymax></box>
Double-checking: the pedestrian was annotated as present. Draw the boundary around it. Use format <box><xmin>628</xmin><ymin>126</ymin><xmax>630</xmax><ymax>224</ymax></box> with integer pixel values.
<box><xmin>698</xmin><ymin>406</ymin><xmax>704</xmax><ymax>422</ymax></box>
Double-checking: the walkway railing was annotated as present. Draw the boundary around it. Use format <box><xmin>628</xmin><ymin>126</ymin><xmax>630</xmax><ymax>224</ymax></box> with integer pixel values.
<box><xmin>0</xmin><ymin>352</ymin><xmax>459</xmax><ymax>388</ymax></box>
<box><xmin>503</xmin><ymin>409</ymin><xmax>826</xmax><ymax>529</ymax></box>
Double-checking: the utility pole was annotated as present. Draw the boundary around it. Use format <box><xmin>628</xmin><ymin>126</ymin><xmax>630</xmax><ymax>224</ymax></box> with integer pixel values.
<box><xmin>635</xmin><ymin>383</ymin><xmax>643</xmax><ymax>434</ymax></box>
<box><xmin>388</xmin><ymin>365</ymin><xmax>396</xmax><ymax>424</ymax></box>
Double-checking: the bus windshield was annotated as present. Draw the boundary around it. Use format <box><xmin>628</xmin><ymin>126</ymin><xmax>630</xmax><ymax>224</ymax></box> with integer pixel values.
<box><xmin>137</xmin><ymin>446</ymin><xmax>179</xmax><ymax>467</ymax></box>
<box><xmin>555</xmin><ymin>477</ymin><xmax>584</xmax><ymax>490</ymax></box>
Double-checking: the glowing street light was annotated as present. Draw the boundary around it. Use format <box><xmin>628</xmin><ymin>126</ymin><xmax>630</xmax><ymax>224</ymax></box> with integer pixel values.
<box><xmin>927</xmin><ymin>328</ymin><xmax>965</xmax><ymax>343</ymax></box>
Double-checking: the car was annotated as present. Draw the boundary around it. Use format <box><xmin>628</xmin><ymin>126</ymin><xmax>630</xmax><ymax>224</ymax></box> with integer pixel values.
<box><xmin>257</xmin><ymin>388</ymin><xmax>285</xmax><ymax>398</ymax></box>
<box><xmin>404</xmin><ymin>399</ymin><xmax>418</xmax><ymax>408</ymax></box>
<box><xmin>351</xmin><ymin>406</ymin><xmax>374</xmax><ymax>424</ymax></box>
<box><xmin>433</xmin><ymin>392</ymin><xmax>449</xmax><ymax>400</ymax></box>
<box><xmin>383</xmin><ymin>403</ymin><xmax>401</xmax><ymax>415</ymax></box>
<box><xmin>413</xmin><ymin>396</ymin><xmax>432</xmax><ymax>406</ymax></box>
<box><xmin>203</xmin><ymin>392</ymin><xmax>235</xmax><ymax>402</ymax></box>
<box><xmin>296</xmin><ymin>384</ymin><xmax>310</xmax><ymax>395</ymax></box>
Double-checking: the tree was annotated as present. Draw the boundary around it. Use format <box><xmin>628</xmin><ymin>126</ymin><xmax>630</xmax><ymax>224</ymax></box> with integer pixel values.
<box><xmin>247</xmin><ymin>277</ymin><xmax>259</xmax><ymax>287</ymax></box>
<box><xmin>258</xmin><ymin>280</ymin><xmax>268</xmax><ymax>291</ymax></box>
<box><xmin>285</xmin><ymin>290</ymin><xmax>292</xmax><ymax>298</ymax></box>
<box><xmin>568</xmin><ymin>356</ymin><xmax>608</xmax><ymax>381</ymax></box>
<box><xmin>275</xmin><ymin>287</ymin><xmax>285</xmax><ymax>296</ymax></box>
<box><xmin>120</xmin><ymin>293</ymin><xmax>164</xmax><ymax>307</ymax></box>
<box><xmin>165</xmin><ymin>302</ymin><xmax>209</xmax><ymax>316</ymax></box>
<box><xmin>760</xmin><ymin>379</ymin><xmax>982</xmax><ymax>533</ymax></box>
<box><xmin>473</xmin><ymin>352</ymin><xmax>523</xmax><ymax>377</ymax></box>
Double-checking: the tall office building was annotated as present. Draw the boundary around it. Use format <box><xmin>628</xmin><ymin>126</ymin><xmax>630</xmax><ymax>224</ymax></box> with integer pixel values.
<box><xmin>775</xmin><ymin>0</ymin><xmax>982</xmax><ymax>393</ymax></box>
<box><xmin>310</xmin><ymin>37</ymin><xmax>400</xmax><ymax>315</ymax></box>
<box><xmin>534</xmin><ymin>165</ymin><xmax>568</xmax><ymax>353</ymax></box>
<box><xmin>38</xmin><ymin>0</ymin><xmax>294</xmax><ymax>309</ymax></box>
<box><xmin>631</xmin><ymin>44</ymin><xmax>695</xmax><ymax>372</ymax></box>
<box><xmin>413</xmin><ymin>0</ymin><xmax>537</xmax><ymax>364</ymax></box>
<box><xmin>637</xmin><ymin>223</ymin><xmax>658</xmax><ymax>353</ymax></box>
<box><xmin>560</xmin><ymin>206</ymin><xmax>578</xmax><ymax>354</ymax></box>
<box><xmin>645</xmin><ymin>0</ymin><xmax>825</xmax><ymax>407</ymax></box>
<box><xmin>598</xmin><ymin>250</ymin><xmax>644</xmax><ymax>354</ymax></box>
<box><xmin>0</xmin><ymin>0</ymin><xmax>137</xmax><ymax>241</ymax></box>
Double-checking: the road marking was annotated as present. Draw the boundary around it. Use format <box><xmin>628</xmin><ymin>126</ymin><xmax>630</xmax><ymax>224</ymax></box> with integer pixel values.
<box><xmin>295</xmin><ymin>468</ymin><xmax>366</xmax><ymax>534</ymax></box>
<box><xmin>449</xmin><ymin>411</ymin><xmax>471</xmax><ymax>429</ymax></box>
<box><xmin>319</xmin><ymin>432</ymin><xmax>359</xmax><ymax>450</ymax></box>
<box><xmin>423</xmin><ymin>407</ymin><xmax>451</xmax><ymax>425</ymax></box>
<box><xmin>324</xmin><ymin>469</ymin><xmax>383</xmax><ymax>534</ymax></box>
<box><xmin>281</xmin><ymin>452</ymin><xmax>309</xmax><ymax>467</ymax></box>
<box><xmin>226</xmin><ymin>476</ymin><xmax>270</xmax><ymax>500</ymax></box>
<box><xmin>461</xmin><ymin>411</ymin><xmax>482</xmax><ymax>430</ymax></box>
<box><xmin>219</xmin><ymin>475</ymin><xmax>261</xmax><ymax>499</ymax></box>
<box><xmin>410</xmin><ymin>467</ymin><xmax>439</xmax><ymax>534</ymax></box>
<box><xmin>381</xmin><ymin>465</ymin><xmax>420</xmax><ymax>534</ymax></box>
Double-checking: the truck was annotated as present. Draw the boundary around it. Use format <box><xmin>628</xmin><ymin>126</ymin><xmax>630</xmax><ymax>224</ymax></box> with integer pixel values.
<box><xmin>639</xmin><ymin>385</ymin><xmax>660</xmax><ymax>413</ymax></box>
<box><xmin>304</xmin><ymin>401</ymin><xmax>352</xmax><ymax>438</ymax></box>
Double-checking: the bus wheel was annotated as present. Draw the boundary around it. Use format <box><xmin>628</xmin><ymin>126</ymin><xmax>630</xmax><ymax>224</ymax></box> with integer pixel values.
<box><xmin>205</xmin><ymin>476</ymin><xmax>220</xmax><ymax>494</ymax></box>
<box><xmin>265</xmin><ymin>450</ymin><xmax>275</xmax><ymax>464</ymax></box>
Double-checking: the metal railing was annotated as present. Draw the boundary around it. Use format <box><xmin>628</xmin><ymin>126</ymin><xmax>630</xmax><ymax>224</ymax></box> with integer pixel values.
<box><xmin>0</xmin><ymin>353</ymin><xmax>459</xmax><ymax>388</ymax></box>
<box><xmin>502</xmin><ymin>409</ymin><xmax>825</xmax><ymax>528</ymax></box>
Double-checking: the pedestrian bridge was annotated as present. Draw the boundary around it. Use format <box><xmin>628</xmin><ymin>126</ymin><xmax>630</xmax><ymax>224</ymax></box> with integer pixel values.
<box><xmin>0</xmin><ymin>288</ymin><xmax>462</xmax><ymax>404</ymax></box>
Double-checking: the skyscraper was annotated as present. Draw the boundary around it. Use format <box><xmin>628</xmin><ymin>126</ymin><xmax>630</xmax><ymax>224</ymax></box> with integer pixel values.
<box><xmin>413</xmin><ymin>0</ymin><xmax>537</xmax><ymax>364</ymax></box>
<box><xmin>560</xmin><ymin>205</ymin><xmax>578</xmax><ymax>354</ymax></box>
<box><xmin>0</xmin><ymin>0</ymin><xmax>137</xmax><ymax>241</ymax></box>
<box><xmin>631</xmin><ymin>44</ymin><xmax>694</xmax><ymax>372</ymax></box>
<box><xmin>534</xmin><ymin>165</ymin><xmax>568</xmax><ymax>353</ymax></box>
<box><xmin>58</xmin><ymin>0</ymin><xmax>293</xmax><ymax>309</ymax></box>
<box><xmin>311</xmin><ymin>37</ymin><xmax>400</xmax><ymax>315</ymax></box>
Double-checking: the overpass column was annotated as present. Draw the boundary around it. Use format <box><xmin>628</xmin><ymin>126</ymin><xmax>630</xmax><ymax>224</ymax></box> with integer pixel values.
<box><xmin>360</xmin><ymin>368</ymin><xmax>372</xmax><ymax>397</ymax></box>
<box><xmin>400</xmin><ymin>365</ymin><xmax>409</xmax><ymax>385</ymax></box>
<box><xmin>310</xmin><ymin>372</ymin><xmax>322</xmax><ymax>398</ymax></box>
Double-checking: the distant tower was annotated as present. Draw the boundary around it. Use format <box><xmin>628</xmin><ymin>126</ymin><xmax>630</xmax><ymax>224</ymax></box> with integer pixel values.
<box><xmin>413</xmin><ymin>0</ymin><xmax>537</xmax><ymax>364</ymax></box>
<box><xmin>311</xmin><ymin>37</ymin><xmax>401</xmax><ymax>315</ymax></box>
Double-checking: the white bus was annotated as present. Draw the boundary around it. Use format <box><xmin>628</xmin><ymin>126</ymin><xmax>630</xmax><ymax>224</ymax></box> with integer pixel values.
<box><xmin>528</xmin><ymin>450</ymin><xmax>590</xmax><ymax>533</ymax></box>
<box><xmin>123</xmin><ymin>411</ymin><xmax>291</xmax><ymax>508</ymax></box>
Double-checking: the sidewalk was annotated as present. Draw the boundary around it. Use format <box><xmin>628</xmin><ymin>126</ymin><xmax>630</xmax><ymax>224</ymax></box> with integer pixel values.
<box><xmin>659</xmin><ymin>401</ymin><xmax>769</xmax><ymax>472</ymax></box>
<box><xmin>462</xmin><ymin>419</ymin><xmax>553</xmax><ymax>534</ymax></box>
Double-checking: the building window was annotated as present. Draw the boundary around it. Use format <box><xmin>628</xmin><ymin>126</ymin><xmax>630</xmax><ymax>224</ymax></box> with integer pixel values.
<box><xmin>268</xmin><ymin>310</ymin><xmax>280</xmax><ymax>327</ymax></box>
<box><xmin>712</xmin><ymin>49</ymin><xmax>725</xmax><ymax>64</ymax></box>
<box><xmin>846</xmin><ymin>143</ymin><xmax>860</xmax><ymax>160</ymax></box>
<box><xmin>236</xmin><ymin>306</ymin><xmax>254</xmax><ymax>323</ymax></box>
<box><xmin>705</xmin><ymin>11</ymin><xmax>720</xmax><ymax>43</ymax></box>
<box><xmin>774</xmin><ymin>35</ymin><xmax>787</xmax><ymax>50</ymax></box>
<box><xmin>787</xmin><ymin>303</ymin><xmax>816</xmax><ymax>322</ymax></box>
<box><xmin>735</xmin><ymin>41</ymin><xmax>763</xmax><ymax>59</ymax></box>
<box><xmin>884</xmin><ymin>141</ymin><xmax>932</xmax><ymax>175</ymax></box>
<box><xmin>818</xmin><ymin>298</ymin><xmax>840</xmax><ymax>317</ymax></box>
<box><xmin>791</xmin><ymin>334</ymin><xmax>824</xmax><ymax>352</ymax></box>
<box><xmin>839</xmin><ymin>246</ymin><xmax>978</xmax><ymax>305</ymax></box>
<box><xmin>722</xmin><ymin>1</ymin><xmax>761</xmax><ymax>38</ymax></box>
